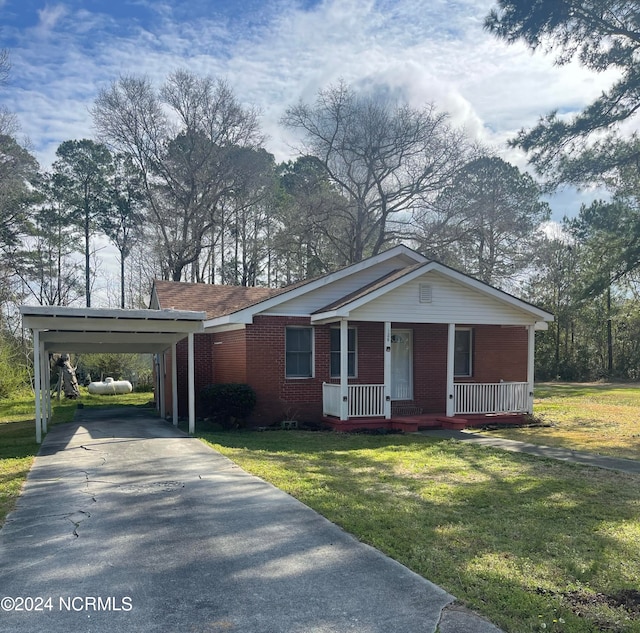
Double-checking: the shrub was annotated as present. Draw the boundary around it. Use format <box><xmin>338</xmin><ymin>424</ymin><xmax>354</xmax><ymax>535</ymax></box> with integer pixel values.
<box><xmin>0</xmin><ymin>336</ymin><xmax>30</xmax><ymax>399</ymax></box>
<box><xmin>77</xmin><ymin>353</ymin><xmax>153</xmax><ymax>384</ymax></box>
<box><xmin>134</xmin><ymin>381</ymin><xmax>154</xmax><ymax>393</ymax></box>
<box><xmin>199</xmin><ymin>383</ymin><xmax>257</xmax><ymax>429</ymax></box>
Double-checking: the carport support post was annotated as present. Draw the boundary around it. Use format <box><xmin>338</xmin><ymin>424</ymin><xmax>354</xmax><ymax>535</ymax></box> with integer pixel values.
<box><xmin>158</xmin><ymin>352</ymin><xmax>166</xmax><ymax>419</ymax></box>
<box><xmin>188</xmin><ymin>332</ymin><xmax>195</xmax><ymax>434</ymax></box>
<box><xmin>46</xmin><ymin>349</ymin><xmax>52</xmax><ymax>423</ymax></box>
<box><xmin>33</xmin><ymin>329</ymin><xmax>42</xmax><ymax>444</ymax></box>
<box><xmin>40</xmin><ymin>339</ymin><xmax>48</xmax><ymax>434</ymax></box>
<box><xmin>171</xmin><ymin>341</ymin><xmax>178</xmax><ymax>426</ymax></box>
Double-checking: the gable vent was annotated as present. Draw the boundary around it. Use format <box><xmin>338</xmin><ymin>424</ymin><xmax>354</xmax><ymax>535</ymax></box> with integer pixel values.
<box><xmin>419</xmin><ymin>283</ymin><xmax>432</xmax><ymax>303</ymax></box>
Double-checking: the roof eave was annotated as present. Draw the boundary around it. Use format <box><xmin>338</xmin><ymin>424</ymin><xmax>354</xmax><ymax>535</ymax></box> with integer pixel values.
<box><xmin>204</xmin><ymin>314</ymin><xmax>253</xmax><ymax>330</ymax></box>
<box><xmin>310</xmin><ymin>310</ymin><xmax>349</xmax><ymax>324</ymax></box>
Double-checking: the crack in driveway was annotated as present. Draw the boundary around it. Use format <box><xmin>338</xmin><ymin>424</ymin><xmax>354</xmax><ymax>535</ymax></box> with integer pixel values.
<box><xmin>65</xmin><ymin>510</ymin><xmax>91</xmax><ymax>538</ymax></box>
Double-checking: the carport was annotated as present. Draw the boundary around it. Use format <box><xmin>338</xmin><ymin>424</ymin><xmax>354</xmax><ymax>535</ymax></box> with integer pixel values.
<box><xmin>20</xmin><ymin>306</ymin><xmax>206</xmax><ymax>443</ymax></box>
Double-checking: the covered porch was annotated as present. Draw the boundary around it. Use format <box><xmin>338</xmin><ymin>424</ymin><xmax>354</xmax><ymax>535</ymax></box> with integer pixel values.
<box><xmin>317</xmin><ymin>318</ymin><xmax>540</xmax><ymax>430</ymax></box>
<box><xmin>310</xmin><ymin>259</ymin><xmax>553</xmax><ymax>430</ymax></box>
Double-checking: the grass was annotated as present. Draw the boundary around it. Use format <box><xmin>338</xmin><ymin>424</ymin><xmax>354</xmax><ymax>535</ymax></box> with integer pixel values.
<box><xmin>2</xmin><ymin>382</ymin><xmax>639</xmax><ymax>631</ymax></box>
<box><xmin>484</xmin><ymin>383</ymin><xmax>640</xmax><ymax>460</ymax></box>
<box><xmin>0</xmin><ymin>388</ymin><xmax>153</xmax><ymax>525</ymax></box>
<box><xmin>201</xmin><ymin>430</ymin><xmax>640</xmax><ymax>633</ymax></box>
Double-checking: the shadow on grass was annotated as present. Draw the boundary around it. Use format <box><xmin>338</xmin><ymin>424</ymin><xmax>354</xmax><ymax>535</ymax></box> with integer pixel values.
<box><xmin>202</xmin><ymin>430</ymin><xmax>640</xmax><ymax>633</ymax></box>
<box><xmin>0</xmin><ymin>419</ymin><xmax>40</xmax><ymax>460</ymax></box>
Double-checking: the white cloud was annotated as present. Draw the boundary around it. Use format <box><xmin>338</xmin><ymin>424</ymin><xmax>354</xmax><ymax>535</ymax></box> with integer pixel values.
<box><xmin>36</xmin><ymin>3</ymin><xmax>68</xmax><ymax>35</ymax></box>
<box><xmin>2</xmin><ymin>0</ymin><xmax>623</xmax><ymax>220</ymax></box>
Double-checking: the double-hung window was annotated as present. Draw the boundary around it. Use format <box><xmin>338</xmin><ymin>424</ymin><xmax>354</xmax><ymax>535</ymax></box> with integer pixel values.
<box><xmin>285</xmin><ymin>327</ymin><xmax>313</xmax><ymax>378</ymax></box>
<box><xmin>454</xmin><ymin>328</ymin><xmax>472</xmax><ymax>377</ymax></box>
<box><xmin>330</xmin><ymin>327</ymin><xmax>357</xmax><ymax>378</ymax></box>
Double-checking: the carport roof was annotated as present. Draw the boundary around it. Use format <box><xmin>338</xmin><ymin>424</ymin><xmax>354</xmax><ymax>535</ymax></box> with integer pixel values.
<box><xmin>20</xmin><ymin>305</ymin><xmax>206</xmax><ymax>354</ymax></box>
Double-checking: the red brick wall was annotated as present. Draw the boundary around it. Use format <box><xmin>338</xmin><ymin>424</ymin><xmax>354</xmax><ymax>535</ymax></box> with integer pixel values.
<box><xmin>468</xmin><ymin>325</ymin><xmax>528</xmax><ymax>383</ymax></box>
<box><xmin>410</xmin><ymin>324</ymin><xmax>528</xmax><ymax>412</ymax></box>
<box><xmin>412</xmin><ymin>323</ymin><xmax>448</xmax><ymax>413</ymax></box>
<box><xmin>245</xmin><ymin>320</ymin><xmax>528</xmax><ymax>422</ymax></box>
<box><xmin>241</xmin><ymin>318</ymin><xmax>385</xmax><ymax>424</ymax></box>
<box><xmin>355</xmin><ymin>322</ymin><xmax>385</xmax><ymax>384</ymax></box>
<box><xmin>246</xmin><ymin>316</ymin><xmax>322</xmax><ymax>424</ymax></box>
<box><xmin>325</xmin><ymin>322</ymin><xmax>384</xmax><ymax>385</ymax></box>
<box><xmin>166</xmin><ymin>319</ymin><xmax>529</xmax><ymax>423</ymax></box>
<box><xmin>212</xmin><ymin>329</ymin><xmax>247</xmax><ymax>383</ymax></box>
<box><xmin>166</xmin><ymin>333</ymin><xmax>216</xmax><ymax>418</ymax></box>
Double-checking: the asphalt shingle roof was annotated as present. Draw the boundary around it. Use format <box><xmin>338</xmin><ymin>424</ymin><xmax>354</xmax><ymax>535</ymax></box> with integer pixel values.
<box><xmin>153</xmin><ymin>281</ymin><xmax>279</xmax><ymax>320</ymax></box>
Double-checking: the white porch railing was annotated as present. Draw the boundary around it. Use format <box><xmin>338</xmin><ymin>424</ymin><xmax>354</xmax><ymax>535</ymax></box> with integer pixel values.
<box><xmin>323</xmin><ymin>383</ymin><xmax>385</xmax><ymax>418</ymax></box>
<box><xmin>454</xmin><ymin>382</ymin><xmax>528</xmax><ymax>415</ymax></box>
<box><xmin>323</xmin><ymin>383</ymin><xmax>341</xmax><ymax>417</ymax></box>
<box><xmin>324</xmin><ymin>381</ymin><xmax>528</xmax><ymax>419</ymax></box>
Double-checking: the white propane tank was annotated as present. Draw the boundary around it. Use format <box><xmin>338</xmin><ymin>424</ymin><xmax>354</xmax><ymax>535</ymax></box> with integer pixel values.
<box><xmin>87</xmin><ymin>377</ymin><xmax>133</xmax><ymax>395</ymax></box>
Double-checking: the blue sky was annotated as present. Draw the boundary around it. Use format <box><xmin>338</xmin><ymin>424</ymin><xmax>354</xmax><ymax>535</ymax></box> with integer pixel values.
<box><xmin>1</xmin><ymin>0</ymin><xmax>615</xmax><ymax>220</ymax></box>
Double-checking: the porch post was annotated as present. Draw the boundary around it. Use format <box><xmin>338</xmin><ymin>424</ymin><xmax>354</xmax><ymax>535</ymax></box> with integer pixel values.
<box><xmin>446</xmin><ymin>323</ymin><xmax>455</xmax><ymax>417</ymax></box>
<box><xmin>33</xmin><ymin>329</ymin><xmax>42</xmax><ymax>444</ymax></box>
<box><xmin>188</xmin><ymin>332</ymin><xmax>196</xmax><ymax>434</ymax></box>
<box><xmin>527</xmin><ymin>325</ymin><xmax>535</xmax><ymax>414</ymax></box>
<box><xmin>384</xmin><ymin>321</ymin><xmax>391</xmax><ymax>419</ymax></box>
<box><xmin>339</xmin><ymin>319</ymin><xmax>349</xmax><ymax>421</ymax></box>
<box><xmin>158</xmin><ymin>351</ymin><xmax>166</xmax><ymax>419</ymax></box>
<box><xmin>171</xmin><ymin>341</ymin><xmax>178</xmax><ymax>426</ymax></box>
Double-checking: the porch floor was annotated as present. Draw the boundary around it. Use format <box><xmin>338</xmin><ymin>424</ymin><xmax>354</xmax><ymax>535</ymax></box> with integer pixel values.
<box><xmin>322</xmin><ymin>413</ymin><xmax>526</xmax><ymax>433</ymax></box>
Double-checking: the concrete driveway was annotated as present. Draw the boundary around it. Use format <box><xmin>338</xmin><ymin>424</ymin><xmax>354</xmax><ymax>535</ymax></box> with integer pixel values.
<box><xmin>0</xmin><ymin>408</ymin><xmax>502</xmax><ymax>633</ymax></box>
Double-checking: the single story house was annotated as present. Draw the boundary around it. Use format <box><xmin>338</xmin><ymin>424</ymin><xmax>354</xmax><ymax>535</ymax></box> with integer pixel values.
<box><xmin>150</xmin><ymin>245</ymin><xmax>553</xmax><ymax>431</ymax></box>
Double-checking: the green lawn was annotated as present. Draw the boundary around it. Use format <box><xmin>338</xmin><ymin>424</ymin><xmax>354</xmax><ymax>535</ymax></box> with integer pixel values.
<box><xmin>3</xmin><ymin>383</ymin><xmax>640</xmax><ymax>632</ymax></box>
<box><xmin>485</xmin><ymin>383</ymin><xmax>640</xmax><ymax>460</ymax></box>
<box><xmin>202</xmin><ymin>430</ymin><xmax>640</xmax><ymax>633</ymax></box>
<box><xmin>0</xmin><ymin>389</ymin><xmax>153</xmax><ymax>525</ymax></box>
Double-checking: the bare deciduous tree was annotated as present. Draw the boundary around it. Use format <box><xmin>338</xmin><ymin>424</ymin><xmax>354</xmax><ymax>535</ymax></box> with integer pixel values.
<box><xmin>92</xmin><ymin>70</ymin><xmax>263</xmax><ymax>281</ymax></box>
<box><xmin>282</xmin><ymin>81</ymin><xmax>469</xmax><ymax>263</ymax></box>
<box><xmin>0</xmin><ymin>50</ymin><xmax>18</xmax><ymax>138</ymax></box>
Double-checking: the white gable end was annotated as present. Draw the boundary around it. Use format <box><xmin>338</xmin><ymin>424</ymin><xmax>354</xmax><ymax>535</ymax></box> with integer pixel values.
<box><xmin>347</xmin><ymin>271</ymin><xmax>538</xmax><ymax>325</ymax></box>
<box><xmin>262</xmin><ymin>255</ymin><xmax>419</xmax><ymax>316</ymax></box>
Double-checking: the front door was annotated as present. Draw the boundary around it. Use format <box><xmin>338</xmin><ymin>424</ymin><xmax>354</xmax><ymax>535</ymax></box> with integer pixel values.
<box><xmin>391</xmin><ymin>329</ymin><xmax>413</xmax><ymax>400</ymax></box>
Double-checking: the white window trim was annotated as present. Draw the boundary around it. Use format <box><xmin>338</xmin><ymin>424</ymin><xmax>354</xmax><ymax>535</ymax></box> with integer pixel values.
<box><xmin>454</xmin><ymin>327</ymin><xmax>473</xmax><ymax>378</ymax></box>
<box><xmin>285</xmin><ymin>326</ymin><xmax>315</xmax><ymax>379</ymax></box>
<box><xmin>330</xmin><ymin>326</ymin><xmax>358</xmax><ymax>379</ymax></box>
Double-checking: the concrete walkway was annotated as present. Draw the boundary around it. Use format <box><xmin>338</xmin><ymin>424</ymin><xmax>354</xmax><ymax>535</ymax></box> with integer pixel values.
<box><xmin>424</xmin><ymin>429</ymin><xmax>640</xmax><ymax>475</ymax></box>
<box><xmin>0</xmin><ymin>408</ymin><xmax>502</xmax><ymax>633</ymax></box>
